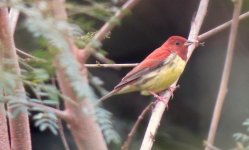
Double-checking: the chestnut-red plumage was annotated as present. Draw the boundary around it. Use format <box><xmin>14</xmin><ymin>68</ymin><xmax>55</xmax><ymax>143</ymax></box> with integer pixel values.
<box><xmin>97</xmin><ymin>36</ymin><xmax>189</xmax><ymax>103</ymax></box>
<box><xmin>114</xmin><ymin>36</ymin><xmax>188</xmax><ymax>90</ymax></box>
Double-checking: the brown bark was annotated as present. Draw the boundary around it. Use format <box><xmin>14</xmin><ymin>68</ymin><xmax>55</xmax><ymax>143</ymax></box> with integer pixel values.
<box><xmin>0</xmin><ymin>8</ymin><xmax>31</xmax><ymax>150</ymax></box>
<box><xmin>48</xmin><ymin>0</ymin><xmax>108</xmax><ymax>149</ymax></box>
<box><xmin>0</xmin><ymin>103</ymin><xmax>10</xmax><ymax>150</ymax></box>
<box><xmin>0</xmin><ymin>8</ymin><xmax>10</xmax><ymax>150</ymax></box>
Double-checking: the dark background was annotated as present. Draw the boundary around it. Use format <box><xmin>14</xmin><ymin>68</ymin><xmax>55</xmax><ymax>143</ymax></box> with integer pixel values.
<box><xmin>16</xmin><ymin>0</ymin><xmax>249</xmax><ymax>149</ymax></box>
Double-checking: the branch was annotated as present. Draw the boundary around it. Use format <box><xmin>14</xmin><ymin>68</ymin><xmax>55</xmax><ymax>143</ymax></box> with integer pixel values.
<box><xmin>82</xmin><ymin>0</ymin><xmax>142</xmax><ymax>63</ymax></box>
<box><xmin>205</xmin><ymin>0</ymin><xmax>243</xmax><ymax>150</ymax></box>
<box><xmin>9</xmin><ymin>8</ymin><xmax>19</xmax><ymax>36</ymax></box>
<box><xmin>16</xmin><ymin>48</ymin><xmax>46</xmax><ymax>62</ymax></box>
<box><xmin>48</xmin><ymin>0</ymin><xmax>108</xmax><ymax>149</ymax></box>
<box><xmin>0</xmin><ymin>7</ymin><xmax>32</xmax><ymax>150</ymax></box>
<box><xmin>85</xmin><ymin>63</ymin><xmax>138</xmax><ymax>68</ymax></box>
<box><xmin>122</xmin><ymin>102</ymin><xmax>155</xmax><ymax>150</ymax></box>
<box><xmin>204</xmin><ymin>141</ymin><xmax>222</xmax><ymax>150</ymax></box>
<box><xmin>198</xmin><ymin>11</ymin><xmax>249</xmax><ymax>41</ymax></box>
<box><xmin>28</xmin><ymin>102</ymin><xmax>69</xmax><ymax>121</ymax></box>
<box><xmin>140</xmin><ymin>0</ymin><xmax>210</xmax><ymax>149</ymax></box>
<box><xmin>82</xmin><ymin>11</ymin><xmax>249</xmax><ymax>69</ymax></box>
<box><xmin>51</xmin><ymin>77</ymin><xmax>70</xmax><ymax>150</ymax></box>
<box><xmin>0</xmin><ymin>100</ymin><xmax>10</xmax><ymax>150</ymax></box>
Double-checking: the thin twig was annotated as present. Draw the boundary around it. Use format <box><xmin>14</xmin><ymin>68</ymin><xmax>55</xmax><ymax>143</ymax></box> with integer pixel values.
<box><xmin>28</xmin><ymin>102</ymin><xmax>69</xmax><ymax>121</ymax></box>
<box><xmin>82</xmin><ymin>11</ymin><xmax>249</xmax><ymax>69</ymax></box>
<box><xmin>52</xmin><ymin>77</ymin><xmax>70</xmax><ymax>150</ymax></box>
<box><xmin>198</xmin><ymin>11</ymin><xmax>249</xmax><ymax>41</ymax></box>
<box><xmin>204</xmin><ymin>141</ymin><xmax>222</xmax><ymax>150</ymax></box>
<box><xmin>140</xmin><ymin>0</ymin><xmax>209</xmax><ymax>149</ymax></box>
<box><xmin>85</xmin><ymin>63</ymin><xmax>138</xmax><ymax>68</ymax></box>
<box><xmin>122</xmin><ymin>102</ymin><xmax>155</xmax><ymax>150</ymax></box>
<box><xmin>83</xmin><ymin>0</ymin><xmax>142</xmax><ymax>63</ymax></box>
<box><xmin>205</xmin><ymin>0</ymin><xmax>243</xmax><ymax>150</ymax></box>
<box><xmin>16</xmin><ymin>48</ymin><xmax>47</xmax><ymax>62</ymax></box>
<box><xmin>57</xmin><ymin>118</ymin><xmax>70</xmax><ymax>150</ymax></box>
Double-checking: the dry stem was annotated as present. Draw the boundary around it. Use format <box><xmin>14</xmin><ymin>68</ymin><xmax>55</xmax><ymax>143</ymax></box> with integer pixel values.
<box><xmin>199</xmin><ymin>11</ymin><xmax>249</xmax><ymax>41</ymax></box>
<box><xmin>122</xmin><ymin>102</ymin><xmax>155</xmax><ymax>150</ymax></box>
<box><xmin>28</xmin><ymin>102</ymin><xmax>68</xmax><ymax>121</ymax></box>
<box><xmin>82</xmin><ymin>11</ymin><xmax>249</xmax><ymax>69</ymax></box>
<box><xmin>205</xmin><ymin>0</ymin><xmax>243</xmax><ymax>149</ymax></box>
<box><xmin>82</xmin><ymin>0</ymin><xmax>142</xmax><ymax>63</ymax></box>
<box><xmin>140</xmin><ymin>0</ymin><xmax>210</xmax><ymax>149</ymax></box>
<box><xmin>85</xmin><ymin>63</ymin><xmax>138</xmax><ymax>68</ymax></box>
<box><xmin>204</xmin><ymin>141</ymin><xmax>222</xmax><ymax>150</ymax></box>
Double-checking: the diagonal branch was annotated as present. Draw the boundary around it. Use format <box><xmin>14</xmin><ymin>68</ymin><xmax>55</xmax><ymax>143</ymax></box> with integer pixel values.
<box><xmin>81</xmin><ymin>0</ymin><xmax>142</xmax><ymax>63</ymax></box>
<box><xmin>28</xmin><ymin>102</ymin><xmax>69</xmax><ymax>121</ymax></box>
<box><xmin>122</xmin><ymin>102</ymin><xmax>155</xmax><ymax>150</ymax></box>
<box><xmin>82</xmin><ymin>11</ymin><xmax>249</xmax><ymax>69</ymax></box>
<box><xmin>199</xmin><ymin>11</ymin><xmax>249</xmax><ymax>41</ymax></box>
<box><xmin>205</xmin><ymin>0</ymin><xmax>243</xmax><ymax>149</ymax></box>
<box><xmin>140</xmin><ymin>0</ymin><xmax>210</xmax><ymax>149</ymax></box>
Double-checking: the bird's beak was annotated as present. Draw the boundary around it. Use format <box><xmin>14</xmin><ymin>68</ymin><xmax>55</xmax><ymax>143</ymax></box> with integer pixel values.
<box><xmin>184</xmin><ymin>40</ymin><xmax>194</xmax><ymax>46</ymax></box>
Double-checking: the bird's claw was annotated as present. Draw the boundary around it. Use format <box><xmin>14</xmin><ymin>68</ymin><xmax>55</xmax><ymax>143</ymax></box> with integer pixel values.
<box><xmin>149</xmin><ymin>91</ymin><xmax>169</xmax><ymax>107</ymax></box>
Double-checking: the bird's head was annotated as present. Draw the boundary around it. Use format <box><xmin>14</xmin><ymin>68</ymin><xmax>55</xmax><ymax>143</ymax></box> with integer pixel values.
<box><xmin>161</xmin><ymin>36</ymin><xmax>193</xmax><ymax>61</ymax></box>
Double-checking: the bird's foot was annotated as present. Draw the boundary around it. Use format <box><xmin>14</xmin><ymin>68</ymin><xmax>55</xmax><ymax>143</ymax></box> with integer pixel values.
<box><xmin>149</xmin><ymin>91</ymin><xmax>169</xmax><ymax>108</ymax></box>
<box><xmin>167</xmin><ymin>85</ymin><xmax>180</xmax><ymax>99</ymax></box>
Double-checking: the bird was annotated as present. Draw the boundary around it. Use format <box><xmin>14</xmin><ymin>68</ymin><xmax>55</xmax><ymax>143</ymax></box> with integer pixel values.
<box><xmin>97</xmin><ymin>36</ymin><xmax>193</xmax><ymax>104</ymax></box>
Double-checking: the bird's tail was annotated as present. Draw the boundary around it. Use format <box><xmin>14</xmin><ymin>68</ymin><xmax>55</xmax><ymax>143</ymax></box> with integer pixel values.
<box><xmin>94</xmin><ymin>89</ymin><xmax>119</xmax><ymax>106</ymax></box>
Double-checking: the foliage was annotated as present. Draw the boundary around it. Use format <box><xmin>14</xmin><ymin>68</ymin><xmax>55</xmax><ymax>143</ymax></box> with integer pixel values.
<box><xmin>233</xmin><ymin>118</ymin><xmax>249</xmax><ymax>150</ymax></box>
<box><xmin>1</xmin><ymin>0</ymin><xmax>122</xmax><ymax>145</ymax></box>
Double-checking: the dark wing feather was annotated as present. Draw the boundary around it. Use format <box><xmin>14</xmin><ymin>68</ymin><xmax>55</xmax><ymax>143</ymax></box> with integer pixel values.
<box><xmin>114</xmin><ymin>53</ymin><xmax>176</xmax><ymax>89</ymax></box>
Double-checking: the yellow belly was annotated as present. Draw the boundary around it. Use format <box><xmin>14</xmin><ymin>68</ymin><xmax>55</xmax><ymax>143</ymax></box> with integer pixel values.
<box><xmin>118</xmin><ymin>54</ymin><xmax>186</xmax><ymax>95</ymax></box>
<box><xmin>139</xmin><ymin>55</ymin><xmax>186</xmax><ymax>95</ymax></box>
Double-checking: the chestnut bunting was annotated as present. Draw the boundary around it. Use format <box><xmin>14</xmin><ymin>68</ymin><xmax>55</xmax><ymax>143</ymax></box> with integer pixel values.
<box><xmin>98</xmin><ymin>36</ymin><xmax>193</xmax><ymax>103</ymax></box>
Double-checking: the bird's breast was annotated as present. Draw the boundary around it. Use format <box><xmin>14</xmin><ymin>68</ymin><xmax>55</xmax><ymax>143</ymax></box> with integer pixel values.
<box><xmin>139</xmin><ymin>54</ymin><xmax>186</xmax><ymax>95</ymax></box>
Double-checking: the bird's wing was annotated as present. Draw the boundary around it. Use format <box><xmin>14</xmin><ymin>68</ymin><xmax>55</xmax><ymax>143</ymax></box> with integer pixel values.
<box><xmin>114</xmin><ymin>50</ymin><xmax>176</xmax><ymax>89</ymax></box>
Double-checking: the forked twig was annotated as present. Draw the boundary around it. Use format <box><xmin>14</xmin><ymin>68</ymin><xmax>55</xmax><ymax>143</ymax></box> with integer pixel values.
<box><xmin>205</xmin><ymin>0</ymin><xmax>243</xmax><ymax>149</ymax></box>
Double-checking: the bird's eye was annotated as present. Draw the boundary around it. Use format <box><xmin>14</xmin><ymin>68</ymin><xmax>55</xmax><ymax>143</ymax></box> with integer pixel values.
<box><xmin>175</xmin><ymin>42</ymin><xmax>180</xmax><ymax>46</ymax></box>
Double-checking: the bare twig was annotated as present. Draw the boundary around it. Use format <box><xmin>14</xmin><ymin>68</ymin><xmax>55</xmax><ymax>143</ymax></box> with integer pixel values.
<box><xmin>16</xmin><ymin>48</ymin><xmax>47</xmax><ymax>62</ymax></box>
<box><xmin>140</xmin><ymin>0</ymin><xmax>209</xmax><ymax>149</ymax></box>
<box><xmin>81</xmin><ymin>11</ymin><xmax>249</xmax><ymax>70</ymax></box>
<box><xmin>82</xmin><ymin>0</ymin><xmax>142</xmax><ymax>63</ymax></box>
<box><xmin>122</xmin><ymin>102</ymin><xmax>155</xmax><ymax>150</ymax></box>
<box><xmin>51</xmin><ymin>77</ymin><xmax>70</xmax><ymax>150</ymax></box>
<box><xmin>57</xmin><ymin>119</ymin><xmax>70</xmax><ymax>150</ymax></box>
<box><xmin>85</xmin><ymin>63</ymin><xmax>138</xmax><ymax>68</ymax></box>
<box><xmin>204</xmin><ymin>141</ymin><xmax>222</xmax><ymax>150</ymax></box>
<box><xmin>198</xmin><ymin>11</ymin><xmax>249</xmax><ymax>41</ymax></box>
<box><xmin>205</xmin><ymin>1</ymin><xmax>243</xmax><ymax>150</ymax></box>
<box><xmin>28</xmin><ymin>102</ymin><xmax>69</xmax><ymax>121</ymax></box>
